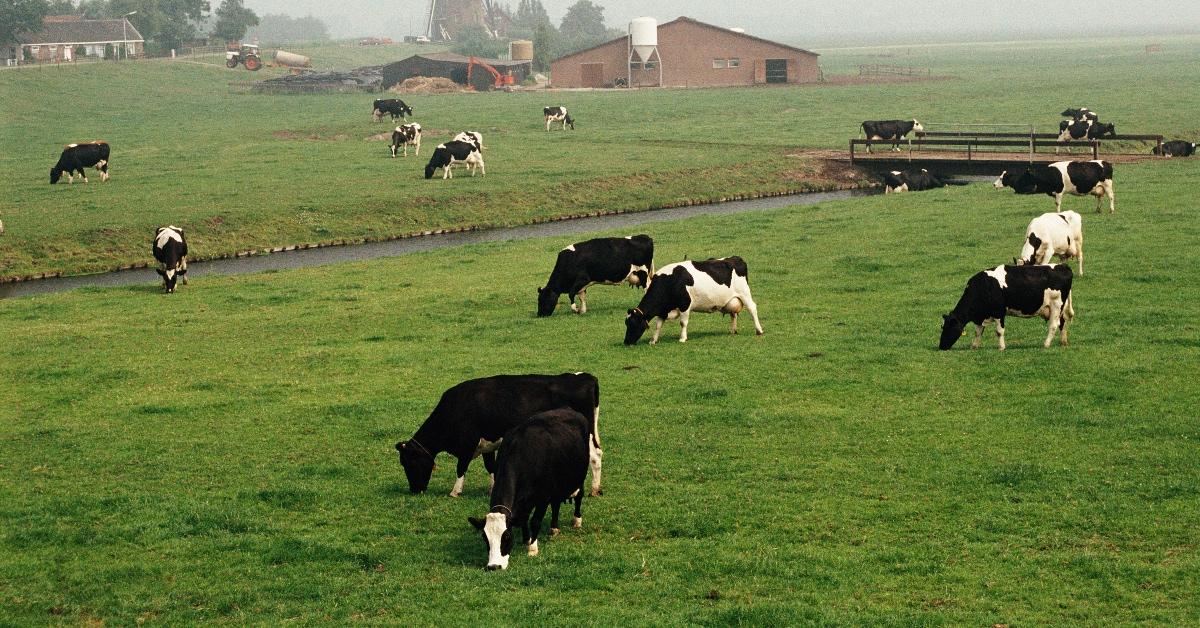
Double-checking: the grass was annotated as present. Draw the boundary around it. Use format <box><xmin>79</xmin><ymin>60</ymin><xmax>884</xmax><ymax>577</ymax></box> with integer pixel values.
<box><xmin>1</xmin><ymin>155</ymin><xmax>1198</xmax><ymax>624</ymax></box>
<box><xmin>4</xmin><ymin>35</ymin><xmax>1200</xmax><ymax>278</ymax></box>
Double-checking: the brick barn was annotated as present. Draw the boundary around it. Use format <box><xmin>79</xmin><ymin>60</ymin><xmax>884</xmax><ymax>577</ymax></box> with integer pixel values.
<box><xmin>550</xmin><ymin>16</ymin><xmax>820</xmax><ymax>88</ymax></box>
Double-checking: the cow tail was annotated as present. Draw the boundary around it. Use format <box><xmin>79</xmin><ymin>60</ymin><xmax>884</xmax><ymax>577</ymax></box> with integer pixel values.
<box><xmin>590</xmin><ymin>375</ymin><xmax>601</xmax><ymax>450</ymax></box>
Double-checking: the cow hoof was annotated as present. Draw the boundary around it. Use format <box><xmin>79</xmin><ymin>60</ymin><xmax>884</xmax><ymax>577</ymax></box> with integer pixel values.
<box><xmin>755</xmin><ymin>331</ymin><xmax>764</xmax><ymax>336</ymax></box>
<box><xmin>589</xmin><ymin>488</ymin><xmax>602</xmax><ymax>497</ymax></box>
<box><xmin>448</xmin><ymin>491</ymin><xmax>461</xmax><ymax>498</ymax></box>
<box><xmin>550</xmin><ymin>527</ymin><xmax>560</xmax><ymax>537</ymax></box>
<box><xmin>527</xmin><ymin>542</ymin><xmax>539</xmax><ymax>557</ymax></box>
<box><xmin>572</xmin><ymin>516</ymin><xmax>582</xmax><ymax>529</ymax></box>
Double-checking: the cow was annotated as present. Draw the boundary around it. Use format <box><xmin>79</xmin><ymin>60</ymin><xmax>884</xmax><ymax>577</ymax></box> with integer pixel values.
<box><xmin>390</xmin><ymin>123</ymin><xmax>421</xmax><ymax>157</ymax></box>
<box><xmin>453</xmin><ymin>131</ymin><xmax>484</xmax><ymax>150</ymax></box>
<box><xmin>395</xmin><ymin>373</ymin><xmax>603</xmax><ymax>498</ymax></box>
<box><xmin>424</xmin><ymin>140</ymin><xmax>485</xmax><ymax>179</ymax></box>
<box><xmin>993</xmin><ymin>160</ymin><xmax>1115</xmax><ymax>213</ymax></box>
<box><xmin>1061</xmin><ymin>107</ymin><xmax>1099</xmax><ymax>122</ymax></box>
<box><xmin>372</xmin><ymin>98</ymin><xmax>413</xmax><ymax>122</ymax></box>
<box><xmin>1015</xmin><ymin>211</ymin><xmax>1084</xmax><ymax>276</ymax></box>
<box><xmin>538</xmin><ymin>235</ymin><xmax>654</xmax><ymax>316</ymax></box>
<box><xmin>881</xmin><ymin>169</ymin><xmax>968</xmax><ymax>194</ymax></box>
<box><xmin>544</xmin><ymin>106</ymin><xmax>574</xmax><ymax>131</ymax></box>
<box><xmin>468</xmin><ymin>408</ymin><xmax>591</xmax><ymax>571</ymax></box>
<box><xmin>939</xmin><ymin>264</ymin><xmax>1075</xmax><ymax>351</ymax></box>
<box><xmin>50</xmin><ymin>141</ymin><xmax>110</xmax><ymax>184</ymax></box>
<box><xmin>860</xmin><ymin>119</ymin><xmax>924</xmax><ymax>153</ymax></box>
<box><xmin>152</xmin><ymin>226</ymin><xmax>189</xmax><ymax>293</ymax></box>
<box><xmin>1056</xmin><ymin>119</ymin><xmax>1115</xmax><ymax>153</ymax></box>
<box><xmin>624</xmin><ymin>257</ymin><xmax>763</xmax><ymax>345</ymax></box>
<box><xmin>1152</xmin><ymin>140</ymin><xmax>1197</xmax><ymax>157</ymax></box>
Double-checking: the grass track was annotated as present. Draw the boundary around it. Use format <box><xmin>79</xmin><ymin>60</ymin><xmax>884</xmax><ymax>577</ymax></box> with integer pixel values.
<box><xmin>1</xmin><ymin>157</ymin><xmax>1197</xmax><ymax>624</ymax></box>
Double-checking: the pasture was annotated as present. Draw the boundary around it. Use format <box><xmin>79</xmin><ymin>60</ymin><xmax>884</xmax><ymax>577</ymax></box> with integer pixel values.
<box><xmin>2</xmin><ymin>35</ymin><xmax>1199</xmax><ymax>624</ymax></box>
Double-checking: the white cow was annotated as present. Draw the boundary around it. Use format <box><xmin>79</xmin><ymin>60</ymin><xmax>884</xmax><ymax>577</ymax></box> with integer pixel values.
<box><xmin>1016</xmin><ymin>211</ymin><xmax>1084</xmax><ymax>275</ymax></box>
<box><xmin>624</xmin><ymin>256</ymin><xmax>763</xmax><ymax>345</ymax></box>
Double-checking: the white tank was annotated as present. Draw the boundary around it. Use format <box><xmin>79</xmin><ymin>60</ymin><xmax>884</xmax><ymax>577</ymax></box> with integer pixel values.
<box><xmin>629</xmin><ymin>17</ymin><xmax>657</xmax><ymax>62</ymax></box>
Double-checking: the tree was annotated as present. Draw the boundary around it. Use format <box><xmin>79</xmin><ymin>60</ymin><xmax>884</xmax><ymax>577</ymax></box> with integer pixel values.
<box><xmin>210</xmin><ymin>0</ymin><xmax>255</xmax><ymax>42</ymax></box>
<box><xmin>510</xmin><ymin>0</ymin><xmax>549</xmax><ymax>36</ymax></box>
<box><xmin>450</xmin><ymin>23</ymin><xmax>506</xmax><ymax>59</ymax></box>
<box><xmin>531</xmin><ymin>20</ymin><xmax>554</xmax><ymax>71</ymax></box>
<box><xmin>1</xmin><ymin>0</ymin><xmax>50</xmax><ymax>46</ymax></box>
<box><xmin>46</xmin><ymin>0</ymin><xmax>77</xmax><ymax>13</ymax></box>
<box><xmin>558</xmin><ymin>0</ymin><xmax>606</xmax><ymax>44</ymax></box>
<box><xmin>109</xmin><ymin>0</ymin><xmax>211</xmax><ymax>52</ymax></box>
<box><xmin>77</xmin><ymin>0</ymin><xmax>110</xmax><ymax>19</ymax></box>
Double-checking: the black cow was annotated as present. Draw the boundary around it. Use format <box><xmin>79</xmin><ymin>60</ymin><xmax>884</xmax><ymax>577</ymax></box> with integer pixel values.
<box><xmin>424</xmin><ymin>140</ymin><xmax>485</xmax><ymax>179</ymax></box>
<box><xmin>1061</xmin><ymin>107</ymin><xmax>1099</xmax><ymax>122</ymax></box>
<box><xmin>860</xmin><ymin>119</ymin><xmax>924</xmax><ymax>153</ymax></box>
<box><xmin>372</xmin><ymin>98</ymin><xmax>413</xmax><ymax>122</ymax></box>
<box><xmin>993</xmin><ymin>160</ymin><xmax>1115</xmax><ymax>213</ymax></box>
<box><xmin>396</xmin><ymin>373</ymin><xmax>603</xmax><ymax>497</ymax></box>
<box><xmin>625</xmin><ymin>257</ymin><xmax>763</xmax><ymax>345</ymax></box>
<box><xmin>1152</xmin><ymin>140</ymin><xmax>1197</xmax><ymax>157</ymax></box>
<box><xmin>468</xmin><ymin>408</ymin><xmax>591</xmax><ymax>571</ymax></box>
<box><xmin>939</xmin><ymin>264</ymin><xmax>1075</xmax><ymax>351</ymax></box>
<box><xmin>880</xmin><ymin>169</ymin><xmax>969</xmax><ymax>194</ymax></box>
<box><xmin>50</xmin><ymin>141</ymin><xmax>110</xmax><ymax>184</ymax></box>
<box><xmin>538</xmin><ymin>235</ymin><xmax>654</xmax><ymax>316</ymax></box>
<box><xmin>544</xmin><ymin>106</ymin><xmax>574</xmax><ymax>131</ymax></box>
<box><xmin>152</xmin><ymin>226</ymin><xmax>189</xmax><ymax>293</ymax></box>
<box><xmin>390</xmin><ymin>123</ymin><xmax>421</xmax><ymax>157</ymax></box>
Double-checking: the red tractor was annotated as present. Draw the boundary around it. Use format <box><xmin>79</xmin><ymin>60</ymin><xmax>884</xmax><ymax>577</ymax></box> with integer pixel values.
<box><xmin>225</xmin><ymin>42</ymin><xmax>262</xmax><ymax>71</ymax></box>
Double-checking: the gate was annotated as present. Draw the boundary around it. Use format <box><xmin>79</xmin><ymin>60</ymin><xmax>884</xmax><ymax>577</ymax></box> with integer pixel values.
<box><xmin>580</xmin><ymin>62</ymin><xmax>604</xmax><ymax>88</ymax></box>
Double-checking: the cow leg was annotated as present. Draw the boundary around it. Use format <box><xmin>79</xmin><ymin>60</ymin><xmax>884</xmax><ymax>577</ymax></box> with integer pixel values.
<box><xmin>572</xmin><ymin>484</ymin><xmax>584</xmax><ymax>529</ymax></box>
<box><xmin>743</xmin><ymin>297</ymin><xmax>765</xmax><ymax>336</ymax></box>
<box><xmin>546</xmin><ymin>118</ymin><xmax>551</xmax><ymax>131</ymax></box>
<box><xmin>1054</xmin><ymin>193</ymin><xmax>1063</xmax><ymax>212</ymax></box>
<box><xmin>996</xmin><ymin>318</ymin><xmax>1007</xmax><ymax>351</ymax></box>
<box><xmin>527</xmin><ymin>504</ymin><xmax>548</xmax><ymax>556</ymax></box>
<box><xmin>588</xmin><ymin>439</ymin><xmax>603</xmax><ymax>497</ymax></box>
<box><xmin>1044</xmin><ymin>299</ymin><xmax>1063</xmax><ymax>348</ymax></box>
<box><xmin>482</xmin><ymin>452</ymin><xmax>497</xmax><ymax>495</ymax></box>
<box><xmin>1061</xmin><ymin>294</ymin><xmax>1075</xmax><ymax>346</ymax></box>
<box><xmin>549</xmin><ymin>501</ymin><xmax>562</xmax><ymax>536</ymax></box>
<box><xmin>577</xmin><ymin>289</ymin><xmax>588</xmax><ymax>314</ymax></box>
<box><xmin>650</xmin><ymin>319</ymin><xmax>664</xmax><ymax>345</ymax></box>
<box><xmin>677</xmin><ymin>310</ymin><xmax>691</xmax><ymax>343</ymax></box>
<box><xmin>98</xmin><ymin>161</ymin><xmax>109</xmax><ymax>181</ymax></box>
<box><xmin>1106</xmin><ymin>182</ymin><xmax>1115</xmax><ymax>214</ymax></box>
<box><xmin>730</xmin><ymin>311</ymin><xmax>738</xmax><ymax>334</ymax></box>
<box><xmin>971</xmin><ymin>323</ymin><xmax>985</xmax><ymax>349</ymax></box>
<box><xmin>449</xmin><ymin>457</ymin><xmax>471</xmax><ymax>497</ymax></box>
<box><xmin>1077</xmin><ymin>233</ymin><xmax>1084</xmax><ymax>276</ymax></box>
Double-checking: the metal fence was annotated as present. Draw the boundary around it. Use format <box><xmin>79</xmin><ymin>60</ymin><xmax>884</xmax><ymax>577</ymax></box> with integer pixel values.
<box><xmin>857</xmin><ymin>63</ymin><xmax>931</xmax><ymax>77</ymax></box>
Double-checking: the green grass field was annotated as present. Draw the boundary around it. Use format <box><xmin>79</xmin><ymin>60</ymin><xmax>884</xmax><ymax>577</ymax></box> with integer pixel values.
<box><xmin>2</xmin><ymin>35</ymin><xmax>1199</xmax><ymax>625</ymax></box>
<box><xmin>3</xmin><ymin>36</ymin><xmax>1198</xmax><ymax>278</ymax></box>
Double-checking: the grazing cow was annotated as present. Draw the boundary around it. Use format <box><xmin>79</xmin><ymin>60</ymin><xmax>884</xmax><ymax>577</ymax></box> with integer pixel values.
<box><xmin>993</xmin><ymin>160</ymin><xmax>1115</xmax><ymax>213</ymax></box>
<box><xmin>50</xmin><ymin>141</ymin><xmax>110</xmax><ymax>184</ymax></box>
<box><xmin>1015</xmin><ymin>211</ymin><xmax>1084</xmax><ymax>275</ymax></box>
<box><xmin>424</xmin><ymin>140</ymin><xmax>485</xmax><ymax>179</ymax></box>
<box><xmin>881</xmin><ymin>168</ymin><xmax>968</xmax><ymax>194</ymax></box>
<box><xmin>152</xmin><ymin>226</ymin><xmax>189</xmax><ymax>293</ymax></box>
<box><xmin>538</xmin><ymin>235</ymin><xmax>654</xmax><ymax>316</ymax></box>
<box><xmin>860</xmin><ymin>119</ymin><xmax>924</xmax><ymax>153</ymax></box>
<box><xmin>544</xmin><ymin>106</ymin><xmax>574</xmax><ymax>131</ymax></box>
<box><xmin>624</xmin><ymin>257</ymin><xmax>763</xmax><ymax>345</ymax></box>
<box><xmin>1152</xmin><ymin>140</ymin><xmax>1197</xmax><ymax>157</ymax></box>
<box><xmin>453</xmin><ymin>131</ymin><xmax>484</xmax><ymax>150</ymax></box>
<box><xmin>395</xmin><ymin>373</ymin><xmax>603</xmax><ymax>497</ymax></box>
<box><xmin>1061</xmin><ymin>107</ymin><xmax>1099</xmax><ymax>122</ymax></box>
<box><xmin>1056</xmin><ymin>119</ymin><xmax>1116</xmax><ymax>152</ymax></box>
<box><xmin>939</xmin><ymin>264</ymin><xmax>1075</xmax><ymax>351</ymax></box>
<box><xmin>372</xmin><ymin>98</ymin><xmax>413</xmax><ymax>122</ymax></box>
<box><xmin>468</xmin><ymin>408</ymin><xmax>591</xmax><ymax>571</ymax></box>
<box><xmin>390</xmin><ymin>123</ymin><xmax>421</xmax><ymax>157</ymax></box>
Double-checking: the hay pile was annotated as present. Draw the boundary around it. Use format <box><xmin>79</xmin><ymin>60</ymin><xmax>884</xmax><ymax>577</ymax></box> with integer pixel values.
<box><xmin>390</xmin><ymin>77</ymin><xmax>466</xmax><ymax>94</ymax></box>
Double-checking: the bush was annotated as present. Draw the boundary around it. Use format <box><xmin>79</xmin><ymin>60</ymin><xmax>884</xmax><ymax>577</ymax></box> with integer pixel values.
<box><xmin>75</xmin><ymin>45</ymin><xmax>87</xmax><ymax>58</ymax></box>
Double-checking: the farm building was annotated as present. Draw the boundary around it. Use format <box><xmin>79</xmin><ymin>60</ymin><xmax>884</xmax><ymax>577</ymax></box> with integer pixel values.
<box><xmin>2</xmin><ymin>15</ymin><xmax>144</xmax><ymax>64</ymax></box>
<box><xmin>381</xmin><ymin>52</ymin><xmax>532</xmax><ymax>91</ymax></box>
<box><xmin>550</xmin><ymin>16</ymin><xmax>821</xmax><ymax>88</ymax></box>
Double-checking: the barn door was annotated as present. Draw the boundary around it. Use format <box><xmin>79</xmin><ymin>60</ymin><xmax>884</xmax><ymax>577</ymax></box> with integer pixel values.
<box><xmin>580</xmin><ymin>62</ymin><xmax>604</xmax><ymax>88</ymax></box>
<box><xmin>765</xmin><ymin>59</ymin><xmax>788</xmax><ymax>84</ymax></box>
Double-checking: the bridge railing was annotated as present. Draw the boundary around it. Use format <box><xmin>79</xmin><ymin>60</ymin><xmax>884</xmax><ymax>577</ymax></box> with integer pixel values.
<box><xmin>849</xmin><ymin>132</ymin><xmax>1164</xmax><ymax>163</ymax></box>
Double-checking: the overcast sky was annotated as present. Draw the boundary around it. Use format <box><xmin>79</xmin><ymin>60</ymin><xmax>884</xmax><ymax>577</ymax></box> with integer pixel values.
<box><xmin>243</xmin><ymin>1</ymin><xmax>1200</xmax><ymax>43</ymax></box>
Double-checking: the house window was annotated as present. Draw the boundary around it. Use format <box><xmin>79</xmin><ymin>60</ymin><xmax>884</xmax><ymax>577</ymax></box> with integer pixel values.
<box><xmin>630</xmin><ymin>61</ymin><xmax>643</xmax><ymax>70</ymax></box>
<box><xmin>644</xmin><ymin>61</ymin><xmax>657</xmax><ymax>70</ymax></box>
<box><xmin>712</xmin><ymin>58</ymin><xmax>726</xmax><ymax>69</ymax></box>
<box><xmin>728</xmin><ymin>58</ymin><xmax>741</xmax><ymax>68</ymax></box>
<box><xmin>31</xmin><ymin>46</ymin><xmax>40</xmax><ymax>55</ymax></box>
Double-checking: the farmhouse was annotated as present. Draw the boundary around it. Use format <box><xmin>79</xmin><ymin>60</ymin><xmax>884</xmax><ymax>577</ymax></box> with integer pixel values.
<box><xmin>381</xmin><ymin>52</ymin><xmax>532</xmax><ymax>91</ymax></box>
<box><xmin>550</xmin><ymin>16</ymin><xmax>821</xmax><ymax>88</ymax></box>
<box><xmin>2</xmin><ymin>15</ymin><xmax>144</xmax><ymax>64</ymax></box>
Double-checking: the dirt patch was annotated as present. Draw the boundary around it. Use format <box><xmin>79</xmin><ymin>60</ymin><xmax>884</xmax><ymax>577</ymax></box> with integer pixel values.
<box><xmin>364</xmin><ymin>129</ymin><xmax>453</xmax><ymax>142</ymax></box>
<box><xmin>272</xmin><ymin>130</ymin><xmax>350</xmax><ymax>141</ymax></box>
<box><xmin>390</xmin><ymin>77</ymin><xmax>467</xmax><ymax>94</ymax></box>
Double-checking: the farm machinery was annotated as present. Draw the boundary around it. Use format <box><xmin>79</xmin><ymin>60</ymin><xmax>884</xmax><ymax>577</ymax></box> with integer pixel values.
<box><xmin>226</xmin><ymin>42</ymin><xmax>262</xmax><ymax>70</ymax></box>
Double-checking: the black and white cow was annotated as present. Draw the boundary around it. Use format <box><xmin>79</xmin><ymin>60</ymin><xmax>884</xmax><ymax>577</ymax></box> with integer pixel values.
<box><xmin>372</xmin><ymin>98</ymin><xmax>413</xmax><ymax>122</ymax></box>
<box><xmin>993</xmin><ymin>160</ymin><xmax>1115</xmax><ymax>213</ymax></box>
<box><xmin>1056</xmin><ymin>119</ymin><xmax>1116</xmax><ymax>152</ymax></box>
<box><xmin>396</xmin><ymin>373</ymin><xmax>603</xmax><ymax>497</ymax></box>
<box><xmin>424</xmin><ymin>140</ymin><xmax>485</xmax><ymax>179</ymax></box>
<box><xmin>538</xmin><ymin>235</ymin><xmax>654</xmax><ymax>316</ymax></box>
<box><xmin>1152</xmin><ymin>140</ymin><xmax>1197</xmax><ymax>157</ymax></box>
<box><xmin>390</xmin><ymin>123</ymin><xmax>421</xmax><ymax>157</ymax></box>
<box><xmin>1015</xmin><ymin>211</ymin><xmax>1084</xmax><ymax>275</ymax></box>
<box><xmin>50</xmin><ymin>141</ymin><xmax>110</xmax><ymax>184</ymax></box>
<box><xmin>880</xmin><ymin>168</ymin><xmax>968</xmax><ymax>194</ymax></box>
<box><xmin>152</xmin><ymin>226</ymin><xmax>188</xmax><ymax>293</ymax></box>
<box><xmin>939</xmin><ymin>264</ymin><xmax>1075</xmax><ymax>351</ymax></box>
<box><xmin>624</xmin><ymin>257</ymin><xmax>763</xmax><ymax>345</ymax></box>
<box><xmin>468</xmin><ymin>408</ymin><xmax>591</xmax><ymax>571</ymax></box>
<box><xmin>544</xmin><ymin>106</ymin><xmax>574</xmax><ymax>131</ymax></box>
<box><xmin>453</xmin><ymin>130</ymin><xmax>484</xmax><ymax>150</ymax></box>
<box><xmin>1061</xmin><ymin>107</ymin><xmax>1099</xmax><ymax>122</ymax></box>
<box><xmin>860</xmin><ymin>119</ymin><xmax>924</xmax><ymax>153</ymax></box>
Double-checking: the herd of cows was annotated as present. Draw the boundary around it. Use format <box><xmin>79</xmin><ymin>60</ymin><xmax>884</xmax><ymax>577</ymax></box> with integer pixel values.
<box><xmin>34</xmin><ymin>100</ymin><xmax>1194</xmax><ymax>570</ymax></box>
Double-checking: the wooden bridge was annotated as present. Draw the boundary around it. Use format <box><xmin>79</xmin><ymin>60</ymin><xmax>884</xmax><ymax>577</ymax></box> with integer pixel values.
<box><xmin>847</xmin><ymin>130</ymin><xmax>1166</xmax><ymax>176</ymax></box>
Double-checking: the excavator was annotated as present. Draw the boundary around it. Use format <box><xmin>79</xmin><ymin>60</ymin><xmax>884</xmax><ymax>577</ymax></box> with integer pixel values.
<box><xmin>467</xmin><ymin>56</ymin><xmax>515</xmax><ymax>90</ymax></box>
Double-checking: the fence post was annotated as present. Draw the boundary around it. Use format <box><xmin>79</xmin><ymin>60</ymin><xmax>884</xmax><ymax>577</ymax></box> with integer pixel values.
<box><xmin>849</xmin><ymin>139</ymin><xmax>855</xmax><ymax>163</ymax></box>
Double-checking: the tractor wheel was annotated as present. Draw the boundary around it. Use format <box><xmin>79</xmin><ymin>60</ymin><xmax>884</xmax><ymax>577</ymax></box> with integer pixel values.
<box><xmin>244</xmin><ymin>55</ymin><xmax>262</xmax><ymax>71</ymax></box>
<box><xmin>226</xmin><ymin>57</ymin><xmax>239</xmax><ymax>69</ymax></box>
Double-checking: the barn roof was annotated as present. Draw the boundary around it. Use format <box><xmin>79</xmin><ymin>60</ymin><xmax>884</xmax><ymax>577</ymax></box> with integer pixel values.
<box><xmin>551</xmin><ymin>16</ymin><xmax>818</xmax><ymax>64</ymax></box>
<box><xmin>18</xmin><ymin>18</ymin><xmax>144</xmax><ymax>45</ymax></box>
<box><xmin>405</xmin><ymin>52</ymin><xmax>531</xmax><ymax>67</ymax></box>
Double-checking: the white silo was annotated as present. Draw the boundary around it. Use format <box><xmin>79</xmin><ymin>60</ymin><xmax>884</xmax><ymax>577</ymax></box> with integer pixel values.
<box><xmin>627</xmin><ymin>16</ymin><xmax>662</xmax><ymax>87</ymax></box>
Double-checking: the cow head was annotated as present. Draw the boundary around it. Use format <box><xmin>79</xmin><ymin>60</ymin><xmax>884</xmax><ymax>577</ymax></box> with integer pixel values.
<box><xmin>565</xmin><ymin>114</ymin><xmax>575</xmax><ymax>130</ymax></box>
<box><xmin>1096</xmin><ymin>123</ymin><xmax>1115</xmax><ymax>138</ymax></box>
<box><xmin>468</xmin><ymin>511</ymin><xmax>513</xmax><ymax>570</ymax></box>
<box><xmin>992</xmin><ymin>171</ymin><xmax>1011</xmax><ymax>189</ymax></box>
<box><xmin>1017</xmin><ymin>233</ymin><xmax>1043</xmax><ymax>266</ymax></box>
<box><xmin>939</xmin><ymin>313</ymin><xmax>965</xmax><ymax>350</ymax></box>
<box><xmin>402</xmin><ymin>104</ymin><xmax>414</xmax><ymax>117</ymax></box>
<box><xmin>424</xmin><ymin>163</ymin><xmax>437</xmax><ymax>179</ymax></box>
<box><xmin>50</xmin><ymin>167</ymin><xmax>64</xmax><ymax>184</ymax></box>
<box><xmin>911</xmin><ymin>119</ymin><xmax>924</xmax><ymax>135</ymax></box>
<box><xmin>155</xmin><ymin>267</ymin><xmax>185</xmax><ymax>293</ymax></box>
<box><xmin>624</xmin><ymin>308</ymin><xmax>650</xmax><ymax>345</ymax></box>
<box><xmin>536</xmin><ymin>287</ymin><xmax>559</xmax><ymax>317</ymax></box>
<box><xmin>395</xmin><ymin>440</ymin><xmax>434</xmax><ymax>493</ymax></box>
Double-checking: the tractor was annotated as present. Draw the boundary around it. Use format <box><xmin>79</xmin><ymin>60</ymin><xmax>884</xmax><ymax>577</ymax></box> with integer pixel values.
<box><xmin>225</xmin><ymin>42</ymin><xmax>262</xmax><ymax>71</ymax></box>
